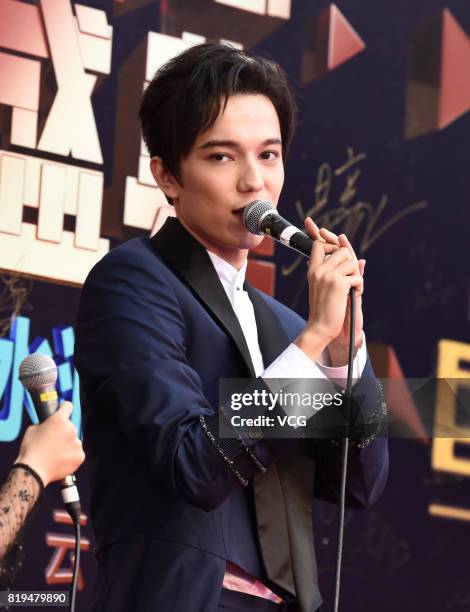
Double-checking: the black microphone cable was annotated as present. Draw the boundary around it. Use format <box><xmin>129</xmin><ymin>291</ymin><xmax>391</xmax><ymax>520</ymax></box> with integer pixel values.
<box><xmin>333</xmin><ymin>287</ymin><xmax>355</xmax><ymax>612</ymax></box>
<box><xmin>244</xmin><ymin>200</ymin><xmax>356</xmax><ymax>612</ymax></box>
<box><xmin>70</xmin><ymin>520</ymin><xmax>81</xmax><ymax>612</ymax></box>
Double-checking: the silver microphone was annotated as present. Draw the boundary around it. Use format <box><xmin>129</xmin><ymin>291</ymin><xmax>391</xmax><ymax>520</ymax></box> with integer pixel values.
<box><xmin>243</xmin><ymin>200</ymin><xmax>313</xmax><ymax>257</ymax></box>
<box><xmin>19</xmin><ymin>354</ymin><xmax>81</xmax><ymax>521</ymax></box>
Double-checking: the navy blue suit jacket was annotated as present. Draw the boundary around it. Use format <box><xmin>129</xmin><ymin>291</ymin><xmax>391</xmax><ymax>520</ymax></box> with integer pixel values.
<box><xmin>75</xmin><ymin>218</ymin><xmax>388</xmax><ymax>612</ymax></box>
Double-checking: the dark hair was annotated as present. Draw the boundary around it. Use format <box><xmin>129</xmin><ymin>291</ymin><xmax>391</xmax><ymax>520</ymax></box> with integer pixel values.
<box><xmin>139</xmin><ymin>42</ymin><xmax>297</xmax><ymax>182</ymax></box>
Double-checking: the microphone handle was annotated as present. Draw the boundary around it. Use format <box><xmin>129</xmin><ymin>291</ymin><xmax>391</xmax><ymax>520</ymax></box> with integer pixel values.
<box><xmin>60</xmin><ymin>475</ymin><xmax>81</xmax><ymax>520</ymax></box>
<box><xmin>261</xmin><ymin>214</ymin><xmax>313</xmax><ymax>258</ymax></box>
<box><xmin>286</xmin><ymin>230</ymin><xmax>313</xmax><ymax>258</ymax></box>
<box><xmin>29</xmin><ymin>385</ymin><xmax>81</xmax><ymax>520</ymax></box>
<box><xmin>30</xmin><ymin>386</ymin><xmax>59</xmax><ymax>421</ymax></box>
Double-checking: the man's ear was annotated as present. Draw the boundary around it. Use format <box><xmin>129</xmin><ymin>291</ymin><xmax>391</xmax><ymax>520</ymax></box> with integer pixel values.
<box><xmin>150</xmin><ymin>157</ymin><xmax>180</xmax><ymax>200</ymax></box>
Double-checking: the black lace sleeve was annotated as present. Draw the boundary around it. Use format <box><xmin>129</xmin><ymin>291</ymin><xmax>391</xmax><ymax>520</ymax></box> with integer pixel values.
<box><xmin>0</xmin><ymin>465</ymin><xmax>44</xmax><ymax>587</ymax></box>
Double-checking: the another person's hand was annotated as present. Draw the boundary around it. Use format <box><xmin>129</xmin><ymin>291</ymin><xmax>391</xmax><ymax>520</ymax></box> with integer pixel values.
<box><xmin>294</xmin><ymin>218</ymin><xmax>364</xmax><ymax>364</ymax></box>
<box><xmin>14</xmin><ymin>403</ymin><xmax>85</xmax><ymax>486</ymax></box>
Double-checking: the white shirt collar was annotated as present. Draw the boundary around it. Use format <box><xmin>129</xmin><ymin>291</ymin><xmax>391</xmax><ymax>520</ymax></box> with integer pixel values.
<box><xmin>206</xmin><ymin>250</ymin><xmax>247</xmax><ymax>304</ymax></box>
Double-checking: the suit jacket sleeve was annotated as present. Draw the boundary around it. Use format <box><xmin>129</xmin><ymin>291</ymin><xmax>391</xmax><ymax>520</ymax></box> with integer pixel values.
<box><xmin>309</xmin><ymin>357</ymin><xmax>389</xmax><ymax>508</ymax></box>
<box><xmin>262</xmin><ymin>296</ymin><xmax>389</xmax><ymax>509</ymax></box>
<box><xmin>75</xmin><ymin>244</ymin><xmax>301</xmax><ymax>512</ymax></box>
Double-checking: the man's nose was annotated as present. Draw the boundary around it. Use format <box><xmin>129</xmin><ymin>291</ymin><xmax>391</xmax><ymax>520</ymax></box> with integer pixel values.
<box><xmin>237</xmin><ymin>159</ymin><xmax>264</xmax><ymax>192</ymax></box>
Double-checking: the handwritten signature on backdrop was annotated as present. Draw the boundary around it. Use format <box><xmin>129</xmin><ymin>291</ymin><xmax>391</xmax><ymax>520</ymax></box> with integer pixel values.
<box><xmin>283</xmin><ymin>147</ymin><xmax>428</xmax><ymax>307</ymax></box>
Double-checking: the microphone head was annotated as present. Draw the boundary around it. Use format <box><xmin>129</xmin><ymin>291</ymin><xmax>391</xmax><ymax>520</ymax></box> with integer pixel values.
<box><xmin>19</xmin><ymin>353</ymin><xmax>58</xmax><ymax>391</ymax></box>
<box><xmin>243</xmin><ymin>200</ymin><xmax>275</xmax><ymax>235</ymax></box>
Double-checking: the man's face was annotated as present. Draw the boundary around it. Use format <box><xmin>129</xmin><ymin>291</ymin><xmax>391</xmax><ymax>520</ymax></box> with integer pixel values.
<box><xmin>164</xmin><ymin>94</ymin><xmax>284</xmax><ymax>267</ymax></box>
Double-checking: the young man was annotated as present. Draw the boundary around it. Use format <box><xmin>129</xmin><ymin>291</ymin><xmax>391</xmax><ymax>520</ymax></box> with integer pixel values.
<box><xmin>75</xmin><ymin>43</ymin><xmax>388</xmax><ymax>612</ymax></box>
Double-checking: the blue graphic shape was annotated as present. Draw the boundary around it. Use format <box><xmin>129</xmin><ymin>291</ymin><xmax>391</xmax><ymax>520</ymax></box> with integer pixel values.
<box><xmin>0</xmin><ymin>316</ymin><xmax>30</xmax><ymax>442</ymax></box>
<box><xmin>0</xmin><ymin>317</ymin><xmax>83</xmax><ymax>442</ymax></box>
<box><xmin>53</xmin><ymin>326</ymin><xmax>82</xmax><ymax>435</ymax></box>
<box><xmin>0</xmin><ymin>338</ymin><xmax>14</xmax><ymax>421</ymax></box>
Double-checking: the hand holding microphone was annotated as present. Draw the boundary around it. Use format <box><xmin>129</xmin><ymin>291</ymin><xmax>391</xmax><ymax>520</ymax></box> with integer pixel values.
<box><xmin>243</xmin><ymin>201</ymin><xmax>365</xmax><ymax>365</ymax></box>
<box><xmin>299</xmin><ymin>230</ymin><xmax>364</xmax><ymax>363</ymax></box>
<box><xmin>304</xmin><ymin>217</ymin><xmax>365</xmax><ymax>364</ymax></box>
<box><xmin>15</xmin><ymin>402</ymin><xmax>84</xmax><ymax>487</ymax></box>
<box><xmin>16</xmin><ymin>355</ymin><xmax>84</xmax><ymax>610</ymax></box>
<box><xmin>18</xmin><ymin>354</ymin><xmax>84</xmax><ymax>521</ymax></box>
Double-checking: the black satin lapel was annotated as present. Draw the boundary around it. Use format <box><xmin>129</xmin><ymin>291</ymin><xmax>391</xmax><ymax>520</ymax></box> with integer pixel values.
<box><xmin>151</xmin><ymin>218</ymin><xmax>256</xmax><ymax>377</ymax></box>
<box><xmin>245</xmin><ymin>283</ymin><xmax>290</xmax><ymax>367</ymax></box>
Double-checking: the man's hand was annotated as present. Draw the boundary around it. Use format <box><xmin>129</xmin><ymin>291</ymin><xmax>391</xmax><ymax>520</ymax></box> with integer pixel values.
<box><xmin>294</xmin><ymin>218</ymin><xmax>365</xmax><ymax>365</ymax></box>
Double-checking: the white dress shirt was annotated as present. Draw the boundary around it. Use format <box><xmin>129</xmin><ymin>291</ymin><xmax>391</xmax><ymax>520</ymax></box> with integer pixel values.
<box><xmin>207</xmin><ymin>250</ymin><xmax>367</xmax><ymax>383</ymax></box>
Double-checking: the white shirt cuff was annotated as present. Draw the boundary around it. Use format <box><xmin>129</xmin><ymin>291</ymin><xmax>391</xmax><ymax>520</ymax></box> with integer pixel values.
<box><xmin>262</xmin><ymin>342</ymin><xmax>328</xmax><ymax>380</ymax></box>
<box><xmin>262</xmin><ymin>333</ymin><xmax>368</xmax><ymax>389</ymax></box>
<box><xmin>261</xmin><ymin>336</ymin><xmax>367</xmax><ymax>424</ymax></box>
<box><xmin>316</xmin><ymin>333</ymin><xmax>368</xmax><ymax>387</ymax></box>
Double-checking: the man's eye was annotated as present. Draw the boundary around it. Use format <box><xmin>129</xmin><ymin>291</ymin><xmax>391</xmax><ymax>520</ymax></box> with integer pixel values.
<box><xmin>260</xmin><ymin>151</ymin><xmax>279</xmax><ymax>160</ymax></box>
<box><xmin>211</xmin><ymin>153</ymin><xmax>231</xmax><ymax>162</ymax></box>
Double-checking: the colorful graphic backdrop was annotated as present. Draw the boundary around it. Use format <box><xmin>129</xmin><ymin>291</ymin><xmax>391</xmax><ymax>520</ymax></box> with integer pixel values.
<box><xmin>1</xmin><ymin>1</ymin><xmax>470</xmax><ymax>609</ymax></box>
